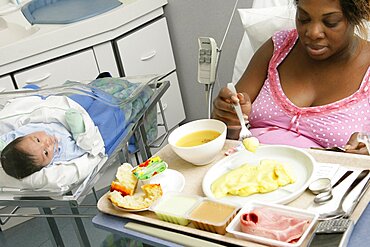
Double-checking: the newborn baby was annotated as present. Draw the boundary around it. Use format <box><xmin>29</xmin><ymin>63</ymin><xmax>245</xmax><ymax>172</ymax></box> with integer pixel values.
<box><xmin>0</xmin><ymin>109</ymin><xmax>86</xmax><ymax>179</ymax></box>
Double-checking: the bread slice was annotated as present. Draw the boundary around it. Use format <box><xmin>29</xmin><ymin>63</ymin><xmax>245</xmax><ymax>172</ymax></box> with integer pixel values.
<box><xmin>109</xmin><ymin>184</ymin><xmax>163</xmax><ymax>210</ymax></box>
<box><xmin>110</xmin><ymin>163</ymin><xmax>138</xmax><ymax>196</ymax></box>
<box><xmin>142</xmin><ymin>184</ymin><xmax>163</xmax><ymax>200</ymax></box>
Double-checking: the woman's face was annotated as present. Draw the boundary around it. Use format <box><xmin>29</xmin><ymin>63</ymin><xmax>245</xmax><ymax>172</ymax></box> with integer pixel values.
<box><xmin>296</xmin><ymin>0</ymin><xmax>355</xmax><ymax>60</ymax></box>
<box><xmin>17</xmin><ymin>131</ymin><xmax>58</xmax><ymax>167</ymax></box>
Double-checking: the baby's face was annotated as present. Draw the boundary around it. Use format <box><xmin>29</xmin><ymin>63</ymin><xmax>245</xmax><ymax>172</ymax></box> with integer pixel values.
<box><xmin>17</xmin><ymin>131</ymin><xmax>58</xmax><ymax>167</ymax></box>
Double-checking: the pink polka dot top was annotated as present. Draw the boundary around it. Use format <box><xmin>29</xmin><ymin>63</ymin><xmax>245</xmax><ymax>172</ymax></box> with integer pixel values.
<box><xmin>249</xmin><ymin>29</ymin><xmax>370</xmax><ymax>148</ymax></box>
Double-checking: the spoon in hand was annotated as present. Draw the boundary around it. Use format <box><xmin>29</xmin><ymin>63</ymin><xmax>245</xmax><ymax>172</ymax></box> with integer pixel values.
<box><xmin>227</xmin><ymin>83</ymin><xmax>252</xmax><ymax>140</ymax></box>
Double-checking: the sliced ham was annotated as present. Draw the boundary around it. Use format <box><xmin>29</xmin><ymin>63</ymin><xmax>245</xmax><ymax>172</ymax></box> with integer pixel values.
<box><xmin>240</xmin><ymin>207</ymin><xmax>310</xmax><ymax>243</ymax></box>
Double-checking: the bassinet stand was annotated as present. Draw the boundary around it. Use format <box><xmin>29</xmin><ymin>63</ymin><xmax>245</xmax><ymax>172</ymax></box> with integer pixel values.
<box><xmin>0</xmin><ymin>80</ymin><xmax>170</xmax><ymax>247</ymax></box>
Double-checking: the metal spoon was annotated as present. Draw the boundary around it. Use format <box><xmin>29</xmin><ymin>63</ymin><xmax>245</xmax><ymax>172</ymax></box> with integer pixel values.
<box><xmin>343</xmin><ymin>176</ymin><xmax>370</xmax><ymax>218</ymax></box>
<box><xmin>319</xmin><ymin>169</ymin><xmax>369</xmax><ymax>220</ymax></box>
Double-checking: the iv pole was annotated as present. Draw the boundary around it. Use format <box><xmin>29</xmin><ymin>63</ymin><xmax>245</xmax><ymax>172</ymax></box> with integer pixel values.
<box><xmin>204</xmin><ymin>0</ymin><xmax>239</xmax><ymax>119</ymax></box>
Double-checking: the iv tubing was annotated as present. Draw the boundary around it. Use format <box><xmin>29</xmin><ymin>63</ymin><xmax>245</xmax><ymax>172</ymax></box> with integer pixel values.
<box><xmin>206</xmin><ymin>0</ymin><xmax>239</xmax><ymax>118</ymax></box>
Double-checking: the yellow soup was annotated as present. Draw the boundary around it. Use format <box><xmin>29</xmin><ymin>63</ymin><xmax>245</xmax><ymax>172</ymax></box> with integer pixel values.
<box><xmin>176</xmin><ymin>130</ymin><xmax>221</xmax><ymax>147</ymax></box>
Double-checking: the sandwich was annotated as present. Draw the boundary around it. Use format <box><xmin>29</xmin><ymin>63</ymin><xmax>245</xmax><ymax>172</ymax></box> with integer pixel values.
<box><xmin>108</xmin><ymin>163</ymin><xmax>163</xmax><ymax>210</ymax></box>
<box><xmin>109</xmin><ymin>163</ymin><xmax>138</xmax><ymax>196</ymax></box>
<box><xmin>109</xmin><ymin>184</ymin><xmax>163</xmax><ymax>210</ymax></box>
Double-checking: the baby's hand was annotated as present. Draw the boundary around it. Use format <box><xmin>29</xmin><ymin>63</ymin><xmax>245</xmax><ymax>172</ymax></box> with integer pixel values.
<box><xmin>65</xmin><ymin>109</ymin><xmax>85</xmax><ymax>138</ymax></box>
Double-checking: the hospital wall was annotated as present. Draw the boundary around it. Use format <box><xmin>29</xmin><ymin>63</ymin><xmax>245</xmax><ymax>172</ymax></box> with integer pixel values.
<box><xmin>164</xmin><ymin>0</ymin><xmax>253</xmax><ymax>122</ymax></box>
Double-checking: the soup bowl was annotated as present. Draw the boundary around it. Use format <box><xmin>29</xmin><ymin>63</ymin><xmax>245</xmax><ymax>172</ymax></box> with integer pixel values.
<box><xmin>168</xmin><ymin>119</ymin><xmax>227</xmax><ymax>165</ymax></box>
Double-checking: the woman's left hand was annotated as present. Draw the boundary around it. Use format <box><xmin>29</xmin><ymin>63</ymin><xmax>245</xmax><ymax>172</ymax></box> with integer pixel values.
<box><xmin>344</xmin><ymin>132</ymin><xmax>369</xmax><ymax>155</ymax></box>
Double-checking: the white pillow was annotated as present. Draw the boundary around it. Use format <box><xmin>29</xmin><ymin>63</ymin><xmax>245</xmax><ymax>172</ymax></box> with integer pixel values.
<box><xmin>252</xmin><ymin>0</ymin><xmax>290</xmax><ymax>8</ymax></box>
<box><xmin>231</xmin><ymin>4</ymin><xmax>296</xmax><ymax>83</ymax></box>
<box><xmin>239</xmin><ymin>6</ymin><xmax>296</xmax><ymax>51</ymax></box>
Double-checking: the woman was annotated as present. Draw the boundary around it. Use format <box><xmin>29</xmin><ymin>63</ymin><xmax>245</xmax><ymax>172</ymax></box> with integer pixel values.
<box><xmin>213</xmin><ymin>0</ymin><xmax>370</xmax><ymax>154</ymax></box>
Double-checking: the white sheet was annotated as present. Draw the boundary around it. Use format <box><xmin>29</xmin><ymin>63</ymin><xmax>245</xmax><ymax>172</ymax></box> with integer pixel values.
<box><xmin>0</xmin><ymin>95</ymin><xmax>107</xmax><ymax>191</ymax></box>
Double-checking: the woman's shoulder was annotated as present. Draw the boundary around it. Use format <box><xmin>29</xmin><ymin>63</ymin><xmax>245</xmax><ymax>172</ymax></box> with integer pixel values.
<box><xmin>273</xmin><ymin>29</ymin><xmax>296</xmax><ymax>38</ymax></box>
<box><xmin>362</xmin><ymin>39</ymin><xmax>370</xmax><ymax>57</ymax></box>
<box><xmin>272</xmin><ymin>29</ymin><xmax>297</xmax><ymax>45</ymax></box>
<box><xmin>353</xmin><ymin>39</ymin><xmax>370</xmax><ymax>72</ymax></box>
<box><xmin>263</xmin><ymin>29</ymin><xmax>298</xmax><ymax>63</ymax></box>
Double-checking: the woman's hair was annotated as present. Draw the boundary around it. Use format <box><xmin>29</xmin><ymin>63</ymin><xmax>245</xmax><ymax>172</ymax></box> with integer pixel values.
<box><xmin>0</xmin><ymin>137</ymin><xmax>41</xmax><ymax>179</ymax></box>
<box><xmin>295</xmin><ymin>0</ymin><xmax>370</xmax><ymax>39</ymax></box>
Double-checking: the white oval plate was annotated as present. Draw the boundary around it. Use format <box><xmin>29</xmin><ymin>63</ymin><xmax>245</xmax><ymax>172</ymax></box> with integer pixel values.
<box><xmin>202</xmin><ymin>145</ymin><xmax>316</xmax><ymax>206</ymax></box>
<box><xmin>112</xmin><ymin>169</ymin><xmax>185</xmax><ymax>212</ymax></box>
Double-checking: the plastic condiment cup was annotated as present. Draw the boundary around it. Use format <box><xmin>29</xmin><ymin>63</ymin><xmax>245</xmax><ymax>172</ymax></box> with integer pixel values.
<box><xmin>308</xmin><ymin>178</ymin><xmax>332</xmax><ymax>195</ymax></box>
<box><xmin>149</xmin><ymin>192</ymin><xmax>202</xmax><ymax>226</ymax></box>
<box><xmin>186</xmin><ymin>198</ymin><xmax>239</xmax><ymax>235</ymax></box>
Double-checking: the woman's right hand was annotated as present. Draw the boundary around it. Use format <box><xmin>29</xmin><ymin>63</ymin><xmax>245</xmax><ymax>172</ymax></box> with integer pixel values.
<box><xmin>344</xmin><ymin>132</ymin><xmax>369</xmax><ymax>155</ymax></box>
<box><xmin>212</xmin><ymin>86</ymin><xmax>252</xmax><ymax>139</ymax></box>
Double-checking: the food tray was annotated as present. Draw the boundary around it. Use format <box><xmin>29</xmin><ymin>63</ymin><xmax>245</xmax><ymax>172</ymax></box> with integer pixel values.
<box><xmin>97</xmin><ymin>140</ymin><xmax>370</xmax><ymax>247</ymax></box>
<box><xmin>21</xmin><ymin>0</ymin><xmax>122</xmax><ymax>24</ymax></box>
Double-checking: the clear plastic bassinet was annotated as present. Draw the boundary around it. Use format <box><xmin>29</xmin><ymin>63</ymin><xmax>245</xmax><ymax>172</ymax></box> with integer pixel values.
<box><xmin>0</xmin><ymin>74</ymin><xmax>169</xmax><ymax>199</ymax></box>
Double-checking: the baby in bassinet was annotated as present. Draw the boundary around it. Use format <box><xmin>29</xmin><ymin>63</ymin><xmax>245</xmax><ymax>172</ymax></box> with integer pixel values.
<box><xmin>0</xmin><ymin>77</ymin><xmax>157</xmax><ymax>180</ymax></box>
<box><xmin>0</xmin><ymin>109</ymin><xmax>88</xmax><ymax>179</ymax></box>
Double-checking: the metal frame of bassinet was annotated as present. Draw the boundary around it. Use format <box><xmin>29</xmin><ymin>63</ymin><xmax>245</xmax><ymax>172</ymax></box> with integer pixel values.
<box><xmin>0</xmin><ymin>79</ymin><xmax>170</xmax><ymax>247</ymax></box>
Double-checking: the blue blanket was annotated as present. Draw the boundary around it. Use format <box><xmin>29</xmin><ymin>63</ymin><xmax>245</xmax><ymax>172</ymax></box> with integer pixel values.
<box><xmin>68</xmin><ymin>78</ymin><xmax>157</xmax><ymax>155</ymax></box>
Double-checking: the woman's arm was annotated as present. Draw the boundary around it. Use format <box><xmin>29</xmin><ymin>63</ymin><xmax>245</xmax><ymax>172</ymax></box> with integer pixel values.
<box><xmin>212</xmin><ymin>38</ymin><xmax>274</xmax><ymax>139</ymax></box>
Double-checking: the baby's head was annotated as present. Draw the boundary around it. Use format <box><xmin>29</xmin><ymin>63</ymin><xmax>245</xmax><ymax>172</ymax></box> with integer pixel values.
<box><xmin>0</xmin><ymin>131</ymin><xmax>57</xmax><ymax>179</ymax></box>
